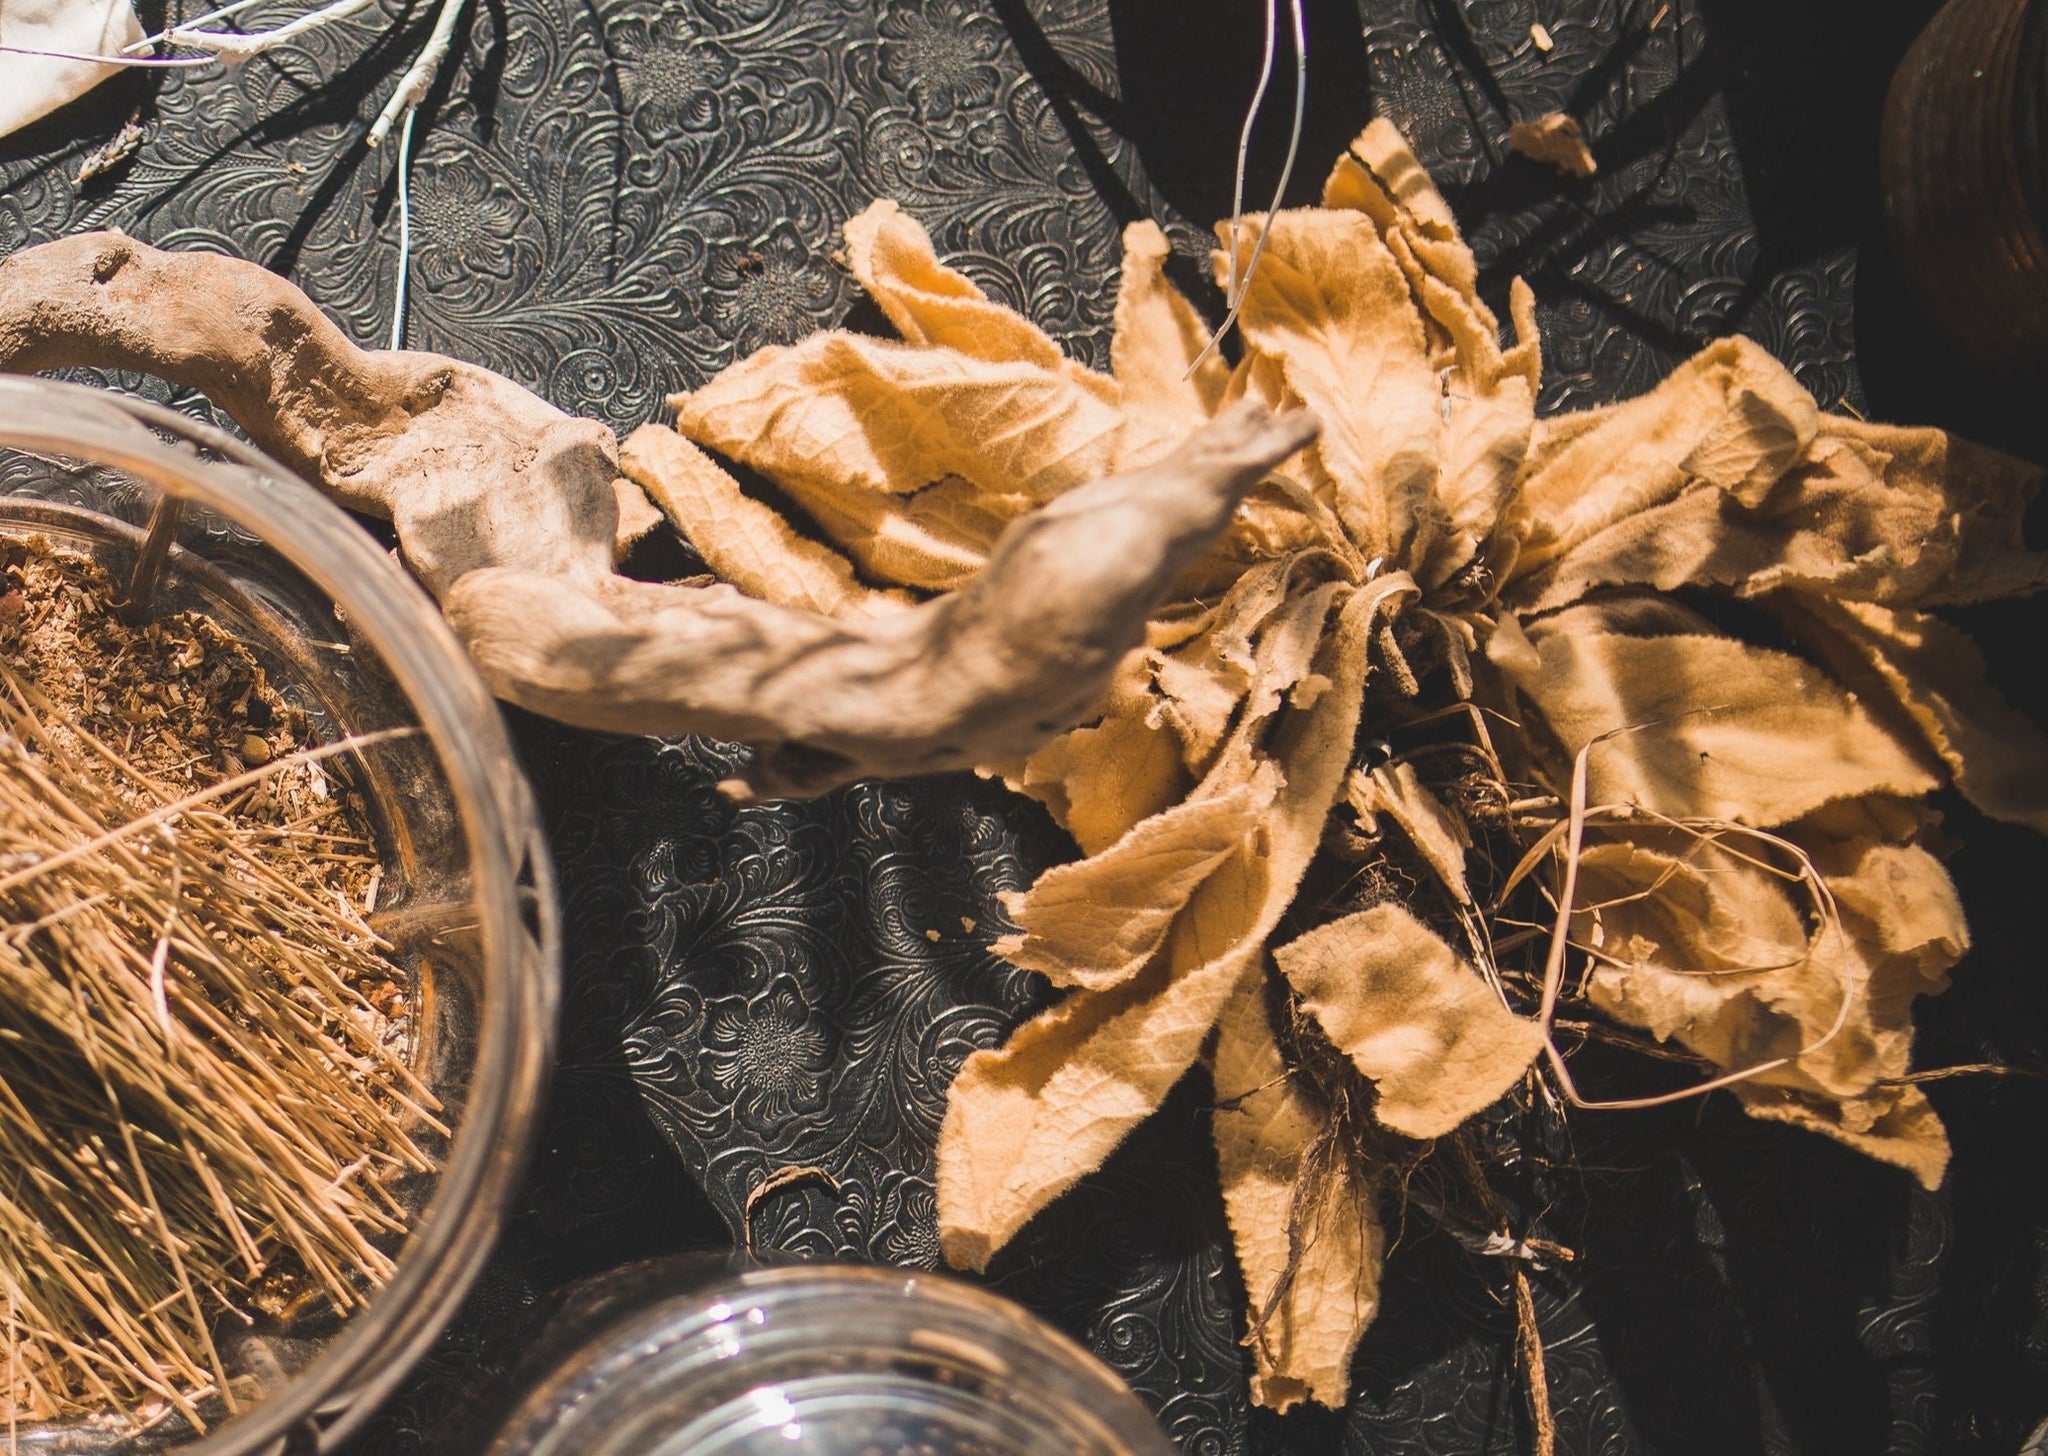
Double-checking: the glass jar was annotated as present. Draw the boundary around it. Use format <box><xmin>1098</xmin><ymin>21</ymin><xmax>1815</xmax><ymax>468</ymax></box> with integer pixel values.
<box><xmin>481</xmin><ymin>1261</ymin><xmax>1180</xmax><ymax>1456</ymax></box>
<box><xmin>0</xmin><ymin>376</ymin><xmax>558</xmax><ymax>1453</ymax></box>
<box><xmin>1880</xmin><ymin>0</ymin><xmax>2048</xmax><ymax>366</ymax></box>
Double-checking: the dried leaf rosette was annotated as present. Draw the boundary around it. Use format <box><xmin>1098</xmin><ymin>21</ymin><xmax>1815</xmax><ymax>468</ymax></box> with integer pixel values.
<box><xmin>4</xmin><ymin>120</ymin><xmax>2043</xmax><ymax>1420</ymax></box>
<box><xmin>619</xmin><ymin>122</ymin><xmax>2048</xmax><ymax>1410</ymax></box>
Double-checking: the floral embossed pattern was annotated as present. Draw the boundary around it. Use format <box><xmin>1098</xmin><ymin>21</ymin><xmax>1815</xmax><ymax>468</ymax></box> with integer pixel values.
<box><xmin>2</xmin><ymin>0</ymin><xmax>2044</xmax><ymax>1452</ymax></box>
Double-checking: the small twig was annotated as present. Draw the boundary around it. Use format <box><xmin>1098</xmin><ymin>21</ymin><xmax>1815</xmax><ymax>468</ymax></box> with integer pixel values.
<box><xmin>1881</xmin><ymin>1064</ymin><xmax>2048</xmax><ymax>1085</ymax></box>
<box><xmin>161</xmin><ymin>0</ymin><xmax>379</xmax><ymax>63</ymax></box>
<box><xmin>742</xmin><ymin>1166</ymin><xmax>838</xmax><ymax>1260</ymax></box>
<box><xmin>0</xmin><ymin>43</ymin><xmax>212</xmax><ymax>66</ymax></box>
<box><xmin>1511</xmin><ymin>1266</ymin><xmax>1556</xmax><ymax>1456</ymax></box>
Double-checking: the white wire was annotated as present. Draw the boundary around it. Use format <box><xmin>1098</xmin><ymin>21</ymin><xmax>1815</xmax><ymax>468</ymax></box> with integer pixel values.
<box><xmin>124</xmin><ymin>0</ymin><xmax>275</xmax><ymax>53</ymax></box>
<box><xmin>1188</xmin><ymin>0</ymin><xmax>1307</xmax><ymax>376</ymax></box>
<box><xmin>389</xmin><ymin>105</ymin><xmax>417</xmax><ymax>351</ymax></box>
<box><xmin>368</xmin><ymin>0</ymin><xmax>467</xmax><ymax>146</ymax></box>
<box><xmin>1225</xmin><ymin>0</ymin><xmax>1279</xmax><ymax>308</ymax></box>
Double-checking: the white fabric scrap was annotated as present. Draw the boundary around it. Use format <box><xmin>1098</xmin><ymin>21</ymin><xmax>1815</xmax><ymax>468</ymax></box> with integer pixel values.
<box><xmin>1</xmin><ymin>0</ymin><xmax>145</xmax><ymax>140</ymax></box>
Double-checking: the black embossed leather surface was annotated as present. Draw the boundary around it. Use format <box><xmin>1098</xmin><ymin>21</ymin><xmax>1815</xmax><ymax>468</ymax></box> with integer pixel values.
<box><xmin>5</xmin><ymin>1</ymin><xmax>2047</xmax><ymax>1451</ymax></box>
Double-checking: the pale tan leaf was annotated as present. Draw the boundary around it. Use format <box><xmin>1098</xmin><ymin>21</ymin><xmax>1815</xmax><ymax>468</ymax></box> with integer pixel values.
<box><xmin>1272</xmin><ymin>902</ymin><xmax>1543</xmax><ymax>1139</ymax></box>
<box><xmin>1211</xmin><ymin>981</ymin><xmax>1382</xmax><ymax>1411</ymax></box>
<box><xmin>1321</xmin><ymin>117</ymin><xmax>1459</xmax><ymax>238</ymax></box>
<box><xmin>1507</xmin><ymin>114</ymin><xmax>1598</xmax><ymax>176</ymax></box>
<box><xmin>1112</xmin><ymin>220</ymin><xmax>1231</xmax><ymax>459</ymax></box>
<box><xmin>1144</xmin><ymin>558</ymin><xmax>1294</xmax><ymax>771</ymax></box>
<box><xmin>1312</xmin><ymin>121</ymin><xmax>1537</xmax><ymax>584</ymax></box>
<box><xmin>1578</xmin><ymin>832</ymin><xmax>1962</xmax><ymax>1188</ymax></box>
<box><xmin>1004</xmin><ymin>653</ymin><xmax>1190</xmax><ymax>853</ymax></box>
<box><xmin>1510</xmin><ymin>337</ymin><xmax>1820</xmax><ymax>583</ymax></box>
<box><xmin>1824</xmin><ymin>415</ymin><xmax>2048</xmax><ymax>604</ymax></box>
<box><xmin>1346</xmin><ymin>761</ymin><xmax>1473</xmax><ymax>904</ymax></box>
<box><xmin>674</xmin><ymin>332</ymin><xmax>1129</xmax><ymax>512</ymax></box>
<box><xmin>1224</xmin><ymin>210</ymin><xmax>1445</xmax><ymax>565</ymax></box>
<box><xmin>611</xmin><ymin>475</ymin><xmax>664</xmax><ymax>557</ymax></box>
<box><xmin>1779</xmin><ymin>596</ymin><xmax>2048</xmax><ymax>833</ymax></box>
<box><xmin>938</xmin><ymin>576</ymin><xmax>1408</xmax><ymax>1270</ymax></box>
<box><xmin>843</xmin><ymin>201</ymin><xmax>1090</xmax><ymax>386</ymax></box>
<box><xmin>996</xmin><ymin>763</ymin><xmax>1282</xmax><ymax>991</ymax></box>
<box><xmin>619</xmin><ymin>424</ymin><xmax>907</xmax><ymax>618</ymax></box>
<box><xmin>1490</xmin><ymin>602</ymin><xmax>1939</xmax><ymax>825</ymax></box>
<box><xmin>1517</xmin><ymin>421</ymin><xmax>2048</xmax><ymax>614</ymax></box>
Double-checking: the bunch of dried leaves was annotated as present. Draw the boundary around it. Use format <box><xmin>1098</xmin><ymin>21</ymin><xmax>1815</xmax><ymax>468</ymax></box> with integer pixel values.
<box><xmin>614</xmin><ymin>121</ymin><xmax>2047</xmax><ymax>1411</ymax></box>
<box><xmin>2</xmin><ymin>120</ymin><xmax>2041</xmax><ymax>1422</ymax></box>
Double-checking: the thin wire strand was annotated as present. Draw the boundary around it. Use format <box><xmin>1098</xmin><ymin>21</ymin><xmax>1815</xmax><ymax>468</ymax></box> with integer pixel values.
<box><xmin>389</xmin><ymin>105</ymin><xmax>417</xmax><ymax>351</ymax></box>
<box><xmin>1225</xmin><ymin>0</ymin><xmax>1279</xmax><ymax>307</ymax></box>
<box><xmin>123</xmin><ymin>0</ymin><xmax>270</xmax><ymax>53</ymax></box>
<box><xmin>0</xmin><ymin>44</ymin><xmax>215</xmax><ymax>66</ymax></box>
<box><xmin>1187</xmin><ymin>0</ymin><xmax>1307</xmax><ymax>377</ymax></box>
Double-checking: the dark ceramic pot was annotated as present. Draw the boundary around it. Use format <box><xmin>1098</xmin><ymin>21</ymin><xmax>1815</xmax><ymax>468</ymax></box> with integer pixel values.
<box><xmin>1881</xmin><ymin>0</ymin><xmax>2048</xmax><ymax>367</ymax></box>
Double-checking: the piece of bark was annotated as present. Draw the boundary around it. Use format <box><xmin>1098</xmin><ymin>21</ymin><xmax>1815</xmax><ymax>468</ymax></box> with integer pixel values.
<box><xmin>1508</xmin><ymin>114</ymin><xmax>1598</xmax><ymax>177</ymax></box>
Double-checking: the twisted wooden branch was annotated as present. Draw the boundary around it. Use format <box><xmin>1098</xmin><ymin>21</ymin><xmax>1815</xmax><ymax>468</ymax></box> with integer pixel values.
<box><xmin>0</xmin><ymin>233</ymin><xmax>1317</xmax><ymax>798</ymax></box>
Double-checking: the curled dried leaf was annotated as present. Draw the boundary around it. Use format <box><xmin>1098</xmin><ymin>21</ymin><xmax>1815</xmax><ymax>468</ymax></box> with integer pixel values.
<box><xmin>1507</xmin><ymin>114</ymin><xmax>1598</xmax><ymax>177</ymax></box>
<box><xmin>1489</xmin><ymin>603</ymin><xmax>1939</xmax><ymax>826</ymax></box>
<box><xmin>1271</xmin><ymin>902</ymin><xmax>1544</xmax><ymax>1139</ymax></box>
<box><xmin>1211</xmin><ymin>980</ymin><xmax>1382</xmax><ymax>1411</ymax></box>
<box><xmin>937</xmin><ymin>575</ymin><xmax>1405</xmax><ymax>1268</ymax></box>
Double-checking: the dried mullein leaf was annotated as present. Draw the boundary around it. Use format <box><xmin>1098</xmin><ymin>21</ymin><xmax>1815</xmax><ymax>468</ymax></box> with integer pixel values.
<box><xmin>1735</xmin><ymin>1082</ymin><xmax>1948</xmax><ymax>1188</ymax></box>
<box><xmin>1511</xmin><ymin>337</ymin><xmax>1820</xmax><ymax>582</ymax></box>
<box><xmin>1507</xmin><ymin>113</ymin><xmax>1598</xmax><ymax>177</ymax></box>
<box><xmin>1150</xmin><ymin>649</ymin><xmax>1252</xmax><ymax>771</ymax></box>
<box><xmin>1112</xmin><ymin>220</ymin><xmax>1232</xmax><ymax>458</ymax></box>
<box><xmin>1491</xmin><ymin>603</ymin><xmax>1939</xmax><ymax>826</ymax></box>
<box><xmin>937</xmin><ymin>929</ymin><xmax>1263</xmax><ymax>1275</ymax></box>
<box><xmin>1211</xmin><ymin>980</ymin><xmax>1382</xmax><ymax>1411</ymax></box>
<box><xmin>1271</xmin><ymin>902</ymin><xmax>1543</xmax><ymax>1139</ymax></box>
<box><xmin>939</xmin><ymin>576</ymin><xmax>1401</xmax><ymax>1270</ymax></box>
<box><xmin>1322</xmin><ymin>118</ymin><xmax>1460</xmax><ymax>239</ymax></box>
<box><xmin>674</xmin><ymin>332</ymin><xmax>1128</xmax><ymax>514</ymax></box>
<box><xmin>995</xmin><ymin>762</ymin><xmax>1283</xmax><ymax>991</ymax></box>
<box><xmin>1007</xmin><ymin>711</ymin><xmax>1190</xmax><ymax>856</ymax></box>
<box><xmin>1518</xmin><ymin>420</ymin><xmax>2048</xmax><ymax>614</ymax></box>
<box><xmin>1143</xmin><ymin>557</ymin><xmax>1296</xmax><ymax>771</ymax></box>
<box><xmin>799</xmin><ymin>473</ymin><xmax>1035</xmax><ymax>592</ymax></box>
<box><xmin>612</xmin><ymin>476</ymin><xmax>666</xmax><ymax>557</ymax></box>
<box><xmin>619</xmin><ymin>424</ymin><xmax>906</xmax><ymax>618</ymax></box>
<box><xmin>844</xmin><ymin>201</ymin><xmax>1105</xmax><ymax>398</ymax></box>
<box><xmin>999</xmin><ymin>572</ymin><xmax>1347</xmax><ymax>992</ymax></box>
<box><xmin>1346</xmin><ymin>762</ymin><xmax>1473</xmax><ymax>904</ymax></box>
<box><xmin>1003</xmin><ymin>652</ymin><xmax>1190</xmax><ymax>852</ymax></box>
<box><xmin>1823</xmin><ymin>417</ymin><xmax>2048</xmax><ymax>605</ymax></box>
<box><xmin>1318</xmin><ymin>122</ymin><xmax>1537</xmax><ymax>587</ymax></box>
<box><xmin>1223</xmin><ymin>210</ymin><xmax>1445</xmax><ymax>565</ymax></box>
<box><xmin>1778</xmin><ymin>596</ymin><xmax>2048</xmax><ymax>832</ymax></box>
<box><xmin>1578</xmin><ymin>833</ymin><xmax>1961</xmax><ymax>1187</ymax></box>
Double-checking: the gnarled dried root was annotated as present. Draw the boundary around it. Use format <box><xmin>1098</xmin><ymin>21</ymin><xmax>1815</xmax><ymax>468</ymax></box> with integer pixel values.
<box><xmin>0</xmin><ymin>232</ymin><xmax>618</xmax><ymax>598</ymax></box>
<box><xmin>0</xmin><ymin>233</ymin><xmax>1318</xmax><ymax>798</ymax></box>
<box><xmin>450</xmin><ymin>402</ymin><xmax>1319</xmax><ymax>797</ymax></box>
